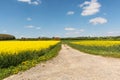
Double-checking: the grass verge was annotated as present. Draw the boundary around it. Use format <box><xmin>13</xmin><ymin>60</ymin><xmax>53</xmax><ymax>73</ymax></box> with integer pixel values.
<box><xmin>67</xmin><ymin>42</ymin><xmax>120</xmax><ymax>58</ymax></box>
<box><xmin>0</xmin><ymin>43</ymin><xmax>61</xmax><ymax>80</ymax></box>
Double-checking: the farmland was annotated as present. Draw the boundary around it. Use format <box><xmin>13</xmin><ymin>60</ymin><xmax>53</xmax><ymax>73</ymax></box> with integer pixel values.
<box><xmin>0</xmin><ymin>41</ymin><xmax>61</xmax><ymax>79</ymax></box>
<box><xmin>0</xmin><ymin>41</ymin><xmax>59</xmax><ymax>55</ymax></box>
<box><xmin>68</xmin><ymin>40</ymin><xmax>120</xmax><ymax>58</ymax></box>
<box><xmin>1</xmin><ymin>40</ymin><xmax>120</xmax><ymax>79</ymax></box>
<box><xmin>4</xmin><ymin>40</ymin><xmax>120</xmax><ymax>80</ymax></box>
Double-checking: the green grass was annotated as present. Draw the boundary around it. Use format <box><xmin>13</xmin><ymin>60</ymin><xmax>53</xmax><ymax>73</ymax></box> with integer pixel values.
<box><xmin>0</xmin><ymin>43</ymin><xmax>61</xmax><ymax>80</ymax></box>
<box><xmin>67</xmin><ymin>42</ymin><xmax>120</xmax><ymax>58</ymax></box>
<box><xmin>0</xmin><ymin>50</ymin><xmax>45</xmax><ymax>68</ymax></box>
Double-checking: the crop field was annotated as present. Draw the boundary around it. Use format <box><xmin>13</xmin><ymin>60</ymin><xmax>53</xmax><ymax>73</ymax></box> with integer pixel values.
<box><xmin>0</xmin><ymin>41</ymin><xmax>59</xmax><ymax>54</ymax></box>
<box><xmin>71</xmin><ymin>41</ymin><xmax>120</xmax><ymax>47</ymax></box>
<box><xmin>0</xmin><ymin>41</ymin><xmax>60</xmax><ymax>68</ymax></box>
<box><xmin>0</xmin><ymin>41</ymin><xmax>61</xmax><ymax>79</ymax></box>
<box><xmin>69</xmin><ymin>40</ymin><xmax>120</xmax><ymax>58</ymax></box>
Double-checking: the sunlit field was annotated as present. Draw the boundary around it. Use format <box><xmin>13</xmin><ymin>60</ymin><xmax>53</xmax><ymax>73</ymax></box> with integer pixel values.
<box><xmin>0</xmin><ymin>41</ymin><xmax>59</xmax><ymax>54</ymax></box>
<box><xmin>0</xmin><ymin>40</ymin><xmax>61</xmax><ymax>79</ymax></box>
<box><xmin>0</xmin><ymin>41</ymin><xmax>60</xmax><ymax>68</ymax></box>
<box><xmin>71</xmin><ymin>41</ymin><xmax>120</xmax><ymax>47</ymax></box>
<box><xmin>69</xmin><ymin>40</ymin><xmax>120</xmax><ymax>58</ymax></box>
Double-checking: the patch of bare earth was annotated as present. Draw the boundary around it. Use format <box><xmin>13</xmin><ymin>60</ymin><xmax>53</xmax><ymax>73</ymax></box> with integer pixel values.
<box><xmin>4</xmin><ymin>44</ymin><xmax>120</xmax><ymax>80</ymax></box>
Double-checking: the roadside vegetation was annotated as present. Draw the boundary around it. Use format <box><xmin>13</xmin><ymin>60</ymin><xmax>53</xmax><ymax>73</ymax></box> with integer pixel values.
<box><xmin>0</xmin><ymin>41</ymin><xmax>61</xmax><ymax>80</ymax></box>
<box><xmin>67</xmin><ymin>40</ymin><xmax>120</xmax><ymax>58</ymax></box>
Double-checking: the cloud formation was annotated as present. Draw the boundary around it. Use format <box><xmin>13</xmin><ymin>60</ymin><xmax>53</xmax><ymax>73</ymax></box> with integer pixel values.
<box><xmin>67</xmin><ymin>11</ymin><xmax>75</xmax><ymax>15</ymax></box>
<box><xmin>25</xmin><ymin>25</ymin><xmax>41</xmax><ymax>30</ymax></box>
<box><xmin>25</xmin><ymin>25</ymin><xmax>35</xmax><ymax>28</ymax></box>
<box><xmin>64</xmin><ymin>27</ymin><xmax>75</xmax><ymax>31</ymax></box>
<box><xmin>80</xmin><ymin>0</ymin><xmax>101</xmax><ymax>16</ymax></box>
<box><xmin>89</xmin><ymin>17</ymin><xmax>108</xmax><ymax>25</ymax></box>
<box><xmin>64</xmin><ymin>27</ymin><xmax>85</xmax><ymax>37</ymax></box>
<box><xmin>107</xmin><ymin>31</ymin><xmax>120</xmax><ymax>36</ymax></box>
<box><xmin>18</xmin><ymin>0</ymin><xmax>41</xmax><ymax>5</ymax></box>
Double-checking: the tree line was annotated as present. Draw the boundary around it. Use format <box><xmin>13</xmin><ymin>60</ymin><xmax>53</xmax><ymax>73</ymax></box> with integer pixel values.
<box><xmin>61</xmin><ymin>36</ymin><xmax>120</xmax><ymax>40</ymax></box>
<box><xmin>0</xmin><ymin>34</ymin><xmax>15</xmax><ymax>40</ymax></box>
<box><xmin>0</xmin><ymin>34</ymin><xmax>120</xmax><ymax>40</ymax></box>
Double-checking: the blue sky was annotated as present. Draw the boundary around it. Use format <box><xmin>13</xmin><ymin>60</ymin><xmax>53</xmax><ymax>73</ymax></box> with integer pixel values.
<box><xmin>0</xmin><ymin>0</ymin><xmax>120</xmax><ymax>38</ymax></box>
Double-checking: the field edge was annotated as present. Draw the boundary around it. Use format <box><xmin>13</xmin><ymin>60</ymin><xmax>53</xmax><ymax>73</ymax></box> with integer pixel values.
<box><xmin>0</xmin><ymin>43</ymin><xmax>61</xmax><ymax>80</ymax></box>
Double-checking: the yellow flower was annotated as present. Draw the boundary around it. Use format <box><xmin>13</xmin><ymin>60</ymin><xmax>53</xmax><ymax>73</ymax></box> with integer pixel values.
<box><xmin>13</xmin><ymin>69</ymin><xmax>19</xmax><ymax>74</ymax></box>
<box><xmin>71</xmin><ymin>41</ymin><xmax>120</xmax><ymax>47</ymax></box>
<box><xmin>0</xmin><ymin>41</ymin><xmax>59</xmax><ymax>54</ymax></box>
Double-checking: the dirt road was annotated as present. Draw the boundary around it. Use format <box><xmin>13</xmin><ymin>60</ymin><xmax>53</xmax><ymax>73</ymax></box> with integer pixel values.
<box><xmin>4</xmin><ymin>44</ymin><xmax>120</xmax><ymax>80</ymax></box>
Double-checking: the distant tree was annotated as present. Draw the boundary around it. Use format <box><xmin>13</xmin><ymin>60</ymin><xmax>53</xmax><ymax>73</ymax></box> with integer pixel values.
<box><xmin>52</xmin><ymin>37</ymin><xmax>60</xmax><ymax>40</ymax></box>
<box><xmin>0</xmin><ymin>34</ymin><xmax>16</xmax><ymax>40</ymax></box>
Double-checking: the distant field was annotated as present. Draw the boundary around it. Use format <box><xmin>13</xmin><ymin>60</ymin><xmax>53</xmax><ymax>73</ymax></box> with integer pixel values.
<box><xmin>69</xmin><ymin>40</ymin><xmax>120</xmax><ymax>58</ymax></box>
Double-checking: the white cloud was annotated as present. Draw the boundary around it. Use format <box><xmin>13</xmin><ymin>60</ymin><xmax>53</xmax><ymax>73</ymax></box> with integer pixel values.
<box><xmin>27</xmin><ymin>17</ymin><xmax>32</xmax><ymax>21</ymax></box>
<box><xmin>65</xmin><ymin>27</ymin><xmax>85</xmax><ymax>37</ymax></box>
<box><xmin>65</xmin><ymin>31</ymin><xmax>84</xmax><ymax>37</ymax></box>
<box><xmin>67</xmin><ymin>11</ymin><xmax>75</xmax><ymax>15</ymax></box>
<box><xmin>80</xmin><ymin>0</ymin><xmax>101</xmax><ymax>16</ymax></box>
<box><xmin>89</xmin><ymin>17</ymin><xmax>108</xmax><ymax>25</ymax></box>
<box><xmin>18</xmin><ymin>0</ymin><xmax>41</xmax><ymax>5</ymax></box>
<box><xmin>25</xmin><ymin>25</ymin><xmax>35</xmax><ymax>28</ymax></box>
<box><xmin>20</xmin><ymin>35</ymin><xmax>25</xmax><ymax>38</ymax></box>
<box><xmin>18</xmin><ymin>0</ymin><xmax>31</xmax><ymax>4</ymax></box>
<box><xmin>31</xmin><ymin>0</ymin><xmax>40</xmax><ymax>5</ymax></box>
<box><xmin>36</xmin><ymin>27</ymin><xmax>41</xmax><ymax>30</ymax></box>
<box><xmin>79</xmin><ymin>29</ymin><xmax>85</xmax><ymax>32</ymax></box>
<box><xmin>107</xmin><ymin>32</ymin><xmax>114</xmax><ymax>34</ymax></box>
<box><xmin>25</xmin><ymin>25</ymin><xmax>41</xmax><ymax>30</ymax></box>
<box><xmin>64</xmin><ymin>27</ymin><xmax>75</xmax><ymax>31</ymax></box>
<box><xmin>74</xmin><ymin>29</ymin><xmax>85</xmax><ymax>34</ymax></box>
<box><xmin>107</xmin><ymin>31</ymin><xmax>120</xmax><ymax>36</ymax></box>
<box><xmin>18</xmin><ymin>0</ymin><xmax>30</xmax><ymax>3</ymax></box>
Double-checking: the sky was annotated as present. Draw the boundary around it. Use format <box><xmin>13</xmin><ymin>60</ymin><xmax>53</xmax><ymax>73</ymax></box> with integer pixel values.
<box><xmin>0</xmin><ymin>0</ymin><xmax>120</xmax><ymax>38</ymax></box>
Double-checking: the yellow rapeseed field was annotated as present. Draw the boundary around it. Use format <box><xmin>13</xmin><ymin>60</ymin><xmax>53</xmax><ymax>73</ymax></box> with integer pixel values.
<box><xmin>71</xmin><ymin>41</ymin><xmax>120</xmax><ymax>47</ymax></box>
<box><xmin>0</xmin><ymin>41</ymin><xmax>59</xmax><ymax>54</ymax></box>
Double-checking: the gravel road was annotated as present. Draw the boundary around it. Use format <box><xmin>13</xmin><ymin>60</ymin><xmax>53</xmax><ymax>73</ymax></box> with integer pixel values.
<box><xmin>4</xmin><ymin>44</ymin><xmax>120</xmax><ymax>80</ymax></box>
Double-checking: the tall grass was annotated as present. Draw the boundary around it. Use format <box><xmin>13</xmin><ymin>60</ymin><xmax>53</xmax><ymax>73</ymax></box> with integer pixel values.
<box><xmin>0</xmin><ymin>47</ymin><xmax>50</xmax><ymax>68</ymax></box>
